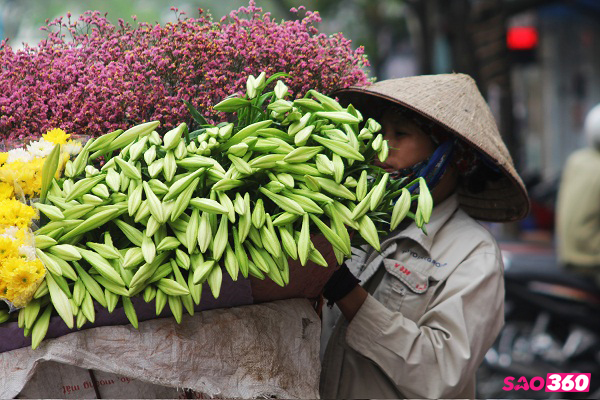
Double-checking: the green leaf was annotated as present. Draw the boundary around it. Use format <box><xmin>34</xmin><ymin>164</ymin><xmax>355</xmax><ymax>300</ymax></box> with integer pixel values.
<box><xmin>249</xmin><ymin>104</ymin><xmax>268</xmax><ymax>123</ymax></box>
<box><xmin>183</xmin><ymin>99</ymin><xmax>208</xmax><ymax>126</ymax></box>
<box><xmin>264</xmin><ymin>72</ymin><xmax>290</xmax><ymax>87</ymax></box>
<box><xmin>214</xmin><ymin>97</ymin><xmax>251</xmax><ymax>112</ymax></box>
<box><xmin>188</xmin><ymin>128</ymin><xmax>206</xmax><ymax>141</ymax></box>
<box><xmin>182</xmin><ymin>121</ymin><xmax>190</xmax><ymax>144</ymax></box>
<box><xmin>256</xmin><ymin>92</ymin><xmax>274</xmax><ymax>109</ymax></box>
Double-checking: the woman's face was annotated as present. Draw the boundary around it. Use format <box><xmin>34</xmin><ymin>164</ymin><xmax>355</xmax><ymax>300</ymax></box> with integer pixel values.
<box><xmin>376</xmin><ymin>110</ymin><xmax>436</xmax><ymax>172</ymax></box>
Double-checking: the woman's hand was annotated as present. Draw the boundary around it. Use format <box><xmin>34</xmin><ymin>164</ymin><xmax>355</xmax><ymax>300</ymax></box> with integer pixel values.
<box><xmin>336</xmin><ymin>285</ymin><xmax>369</xmax><ymax>321</ymax></box>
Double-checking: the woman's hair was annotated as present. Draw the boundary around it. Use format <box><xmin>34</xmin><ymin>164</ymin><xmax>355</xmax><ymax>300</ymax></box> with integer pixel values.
<box><xmin>460</xmin><ymin>162</ymin><xmax>503</xmax><ymax>194</ymax></box>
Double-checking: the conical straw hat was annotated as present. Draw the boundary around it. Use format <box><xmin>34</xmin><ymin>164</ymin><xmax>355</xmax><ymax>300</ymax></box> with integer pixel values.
<box><xmin>335</xmin><ymin>73</ymin><xmax>530</xmax><ymax>222</ymax></box>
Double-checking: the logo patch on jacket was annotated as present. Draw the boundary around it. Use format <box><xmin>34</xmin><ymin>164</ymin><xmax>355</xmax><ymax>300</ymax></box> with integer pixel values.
<box><xmin>383</xmin><ymin>259</ymin><xmax>429</xmax><ymax>293</ymax></box>
<box><xmin>400</xmin><ymin>248</ymin><xmax>448</xmax><ymax>268</ymax></box>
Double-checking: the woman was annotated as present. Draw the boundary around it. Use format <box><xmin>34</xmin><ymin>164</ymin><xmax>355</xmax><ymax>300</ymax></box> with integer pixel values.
<box><xmin>556</xmin><ymin>103</ymin><xmax>600</xmax><ymax>286</ymax></box>
<box><xmin>320</xmin><ymin>73</ymin><xmax>530</xmax><ymax>399</ymax></box>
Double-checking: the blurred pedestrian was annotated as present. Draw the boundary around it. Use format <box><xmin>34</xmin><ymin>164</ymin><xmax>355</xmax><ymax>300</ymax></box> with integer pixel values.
<box><xmin>556</xmin><ymin>103</ymin><xmax>600</xmax><ymax>286</ymax></box>
<box><xmin>319</xmin><ymin>73</ymin><xmax>530</xmax><ymax>399</ymax></box>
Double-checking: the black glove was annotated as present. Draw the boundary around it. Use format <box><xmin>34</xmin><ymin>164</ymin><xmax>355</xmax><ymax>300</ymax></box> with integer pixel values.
<box><xmin>323</xmin><ymin>263</ymin><xmax>361</xmax><ymax>307</ymax></box>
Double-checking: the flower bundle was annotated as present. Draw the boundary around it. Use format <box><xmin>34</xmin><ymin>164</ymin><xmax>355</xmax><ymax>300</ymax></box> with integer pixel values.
<box><xmin>0</xmin><ymin>129</ymin><xmax>81</xmax><ymax>198</ymax></box>
<box><xmin>0</xmin><ymin>2</ymin><xmax>369</xmax><ymax>143</ymax></box>
<box><xmin>0</xmin><ymin>195</ymin><xmax>44</xmax><ymax>311</ymax></box>
<box><xmin>0</xmin><ymin>129</ymin><xmax>82</xmax><ymax>314</ymax></box>
<box><xmin>0</xmin><ymin>226</ymin><xmax>45</xmax><ymax>309</ymax></box>
<box><xmin>9</xmin><ymin>73</ymin><xmax>432</xmax><ymax>349</ymax></box>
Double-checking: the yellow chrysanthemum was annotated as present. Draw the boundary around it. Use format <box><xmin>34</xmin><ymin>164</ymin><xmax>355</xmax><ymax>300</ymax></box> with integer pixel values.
<box><xmin>0</xmin><ymin>155</ymin><xmax>65</xmax><ymax>198</ymax></box>
<box><xmin>0</xmin><ymin>236</ymin><xmax>19</xmax><ymax>259</ymax></box>
<box><xmin>0</xmin><ymin>258</ymin><xmax>13</xmax><ymax>298</ymax></box>
<box><xmin>17</xmin><ymin>158</ymin><xmax>45</xmax><ymax>197</ymax></box>
<box><xmin>0</xmin><ymin>152</ymin><xmax>7</xmax><ymax>166</ymax></box>
<box><xmin>43</xmin><ymin>128</ymin><xmax>70</xmax><ymax>145</ymax></box>
<box><xmin>0</xmin><ymin>199</ymin><xmax>36</xmax><ymax>228</ymax></box>
<box><xmin>16</xmin><ymin>228</ymin><xmax>34</xmax><ymax>246</ymax></box>
<box><xmin>0</xmin><ymin>277</ymin><xmax>9</xmax><ymax>299</ymax></box>
<box><xmin>0</xmin><ymin>160</ymin><xmax>23</xmax><ymax>182</ymax></box>
<box><xmin>9</xmin><ymin>260</ymin><xmax>45</xmax><ymax>290</ymax></box>
<box><xmin>0</xmin><ymin>257</ymin><xmax>45</xmax><ymax>306</ymax></box>
<box><xmin>0</xmin><ymin>182</ymin><xmax>14</xmax><ymax>200</ymax></box>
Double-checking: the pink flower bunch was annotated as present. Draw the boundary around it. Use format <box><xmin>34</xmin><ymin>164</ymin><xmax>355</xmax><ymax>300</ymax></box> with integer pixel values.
<box><xmin>0</xmin><ymin>2</ymin><xmax>369</xmax><ymax>142</ymax></box>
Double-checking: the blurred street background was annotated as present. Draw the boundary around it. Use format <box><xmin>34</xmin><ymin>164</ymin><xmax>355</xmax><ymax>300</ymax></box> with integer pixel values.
<box><xmin>2</xmin><ymin>0</ymin><xmax>599</xmax><ymax>397</ymax></box>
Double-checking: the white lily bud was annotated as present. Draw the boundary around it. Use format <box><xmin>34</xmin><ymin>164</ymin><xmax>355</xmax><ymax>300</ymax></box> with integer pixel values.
<box><xmin>367</xmin><ymin>118</ymin><xmax>382</xmax><ymax>133</ymax></box>
<box><xmin>218</xmin><ymin>123</ymin><xmax>234</xmax><ymax>140</ymax></box>
<box><xmin>205</xmin><ymin>127</ymin><xmax>219</xmax><ymax>137</ymax></box>
<box><xmin>85</xmin><ymin>165</ymin><xmax>100</xmax><ymax>177</ymax></box>
<box><xmin>246</xmin><ymin>75</ymin><xmax>257</xmax><ymax>99</ymax></box>
<box><xmin>274</xmin><ymin>80</ymin><xmax>288</xmax><ymax>99</ymax></box>
<box><xmin>255</xmin><ymin>71</ymin><xmax>266</xmax><ymax>88</ymax></box>
<box><xmin>268</xmin><ymin>99</ymin><xmax>293</xmax><ymax>114</ymax></box>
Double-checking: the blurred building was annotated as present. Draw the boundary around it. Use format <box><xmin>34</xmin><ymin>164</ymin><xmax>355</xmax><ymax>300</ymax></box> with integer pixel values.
<box><xmin>513</xmin><ymin>3</ymin><xmax>600</xmax><ymax>181</ymax></box>
<box><xmin>509</xmin><ymin>2</ymin><xmax>600</xmax><ymax>234</ymax></box>
<box><xmin>378</xmin><ymin>0</ymin><xmax>600</xmax><ymax>235</ymax></box>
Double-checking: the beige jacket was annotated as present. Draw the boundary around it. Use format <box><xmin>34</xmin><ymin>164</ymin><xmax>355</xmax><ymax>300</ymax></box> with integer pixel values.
<box><xmin>320</xmin><ymin>194</ymin><xmax>505</xmax><ymax>399</ymax></box>
<box><xmin>556</xmin><ymin>147</ymin><xmax>600</xmax><ymax>267</ymax></box>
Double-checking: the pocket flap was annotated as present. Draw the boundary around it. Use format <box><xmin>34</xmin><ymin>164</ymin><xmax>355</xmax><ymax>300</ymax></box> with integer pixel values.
<box><xmin>383</xmin><ymin>259</ymin><xmax>430</xmax><ymax>293</ymax></box>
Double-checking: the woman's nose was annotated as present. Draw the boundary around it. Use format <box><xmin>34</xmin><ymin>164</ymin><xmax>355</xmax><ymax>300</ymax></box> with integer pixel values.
<box><xmin>381</xmin><ymin>127</ymin><xmax>395</xmax><ymax>142</ymax></box>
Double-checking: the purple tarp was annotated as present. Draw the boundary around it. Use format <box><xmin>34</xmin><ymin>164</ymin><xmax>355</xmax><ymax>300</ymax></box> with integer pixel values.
<box><xmin>0</xmin><ymin>273</ymin><xmax>253</xmax><ymax>353</ymax></box>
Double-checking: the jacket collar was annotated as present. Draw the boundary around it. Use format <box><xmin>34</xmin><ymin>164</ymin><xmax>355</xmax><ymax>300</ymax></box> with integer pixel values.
<box><xmin>380</xmin><ymin>193</ymin><xmax>459</xmax><ymax>254</ymax></box>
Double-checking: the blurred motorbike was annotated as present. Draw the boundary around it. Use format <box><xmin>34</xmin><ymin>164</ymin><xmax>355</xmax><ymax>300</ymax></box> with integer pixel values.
<box><xmin>476</xmin><ymin>242</ymin><xmax>600</xmax><ymax>399</ymax></box>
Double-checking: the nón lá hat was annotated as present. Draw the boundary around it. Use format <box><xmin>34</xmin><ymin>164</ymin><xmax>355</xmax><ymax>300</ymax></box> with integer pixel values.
<box><xmin>335</xmin><ymin>73</ymin><xmax>530</xmax><ymax>222</ymax></box>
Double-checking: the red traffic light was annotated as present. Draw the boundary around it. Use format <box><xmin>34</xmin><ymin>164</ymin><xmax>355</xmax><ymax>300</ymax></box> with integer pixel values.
<box><xmin>507</xmin><ymin>26</ymin><xmax>538</xmax><ymax>50</ymax></box>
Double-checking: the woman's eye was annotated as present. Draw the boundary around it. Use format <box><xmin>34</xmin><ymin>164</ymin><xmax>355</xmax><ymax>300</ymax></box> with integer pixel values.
<box><xmin>394</xmin><ymin>131</ymin><xmax>407</xmax><ymax>137</ymax></box>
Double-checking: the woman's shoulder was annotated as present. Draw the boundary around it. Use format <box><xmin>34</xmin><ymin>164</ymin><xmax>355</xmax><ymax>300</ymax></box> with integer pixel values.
<box><xmin>443</xmin><ymin>207</ymin><xmax>498</xmax><ymax>244</ymax></box>
<box><xmin>432</xmin><ymin>207</ymin><xmax>502</xmax><ymax>268</ymax></box>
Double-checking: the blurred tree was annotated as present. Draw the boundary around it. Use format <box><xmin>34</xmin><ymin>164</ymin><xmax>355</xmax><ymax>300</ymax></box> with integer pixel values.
<box><xmin>0</xmin><ymin>0</ymin><xmax>23</xmax><ymax>40</ymax></box>
<box><xmin>268</xmin><ymin>0</ymin><xmax>410</xmax><ymax>79</ymax></box>
<box><xmin>2</xmin><ymin>0</ymin><xmax>309</xmax><ymax>47</ymax></box>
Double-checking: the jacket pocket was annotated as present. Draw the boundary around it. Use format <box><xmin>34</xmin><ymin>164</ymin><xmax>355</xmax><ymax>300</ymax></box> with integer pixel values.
<box><xmin>380</xmin><ymin>258</ymin><xmax>437</xmax><ymax>321</ymax></box>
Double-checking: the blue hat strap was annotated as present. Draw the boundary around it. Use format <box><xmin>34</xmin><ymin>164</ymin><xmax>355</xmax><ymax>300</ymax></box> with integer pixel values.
<box><xmin>409</xmin><ymin>139</ymin><xmax>455</xmax><ymax>193</ymax></box>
